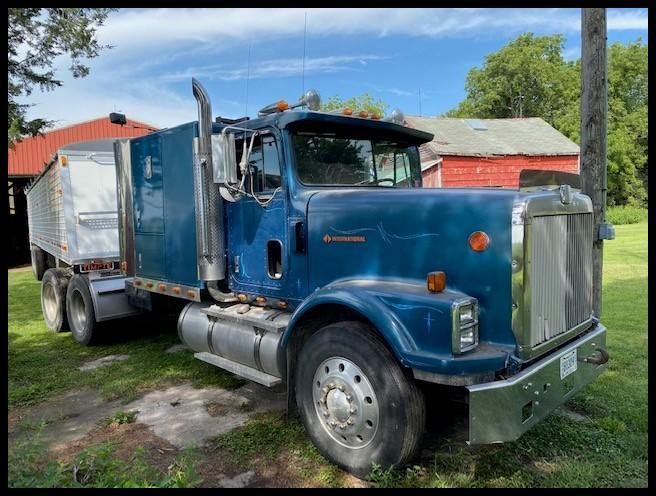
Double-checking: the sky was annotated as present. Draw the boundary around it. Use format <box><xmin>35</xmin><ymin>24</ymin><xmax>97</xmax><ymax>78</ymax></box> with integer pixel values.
<box><xmin>21</xmin><ymin>8</ymin><xmax>648</xmax><ymax>130</ymax></box>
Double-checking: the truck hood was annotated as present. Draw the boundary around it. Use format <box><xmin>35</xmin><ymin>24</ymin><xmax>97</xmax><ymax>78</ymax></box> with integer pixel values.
<box><xmin>306</xmin><ymin>187</ymin><xmax>522</xmax><ymax>347</ymax></box>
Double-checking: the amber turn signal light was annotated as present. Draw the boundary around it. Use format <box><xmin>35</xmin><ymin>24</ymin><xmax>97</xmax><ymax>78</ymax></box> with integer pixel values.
<box><xmin>427</xmin><ymin>271</ymin><xmax>446</xmax><ymax>293</ymax></box>
<box><xmin>469</xmin><ymin>231</ymin><xmax>490</xmax><ymax>252</ymax></box>
<box><xmin>276</xmin><ymin>100</ymin><xmax>289</xmax><ymax>111</ymax></box>
<box><xmin>342</xmin><ymin>107</ymin><xmax>353</xmax><ymax>116</ymax></box>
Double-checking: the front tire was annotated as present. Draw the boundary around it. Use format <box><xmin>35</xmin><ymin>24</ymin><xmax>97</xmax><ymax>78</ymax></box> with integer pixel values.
<box><xmin>66</xmin><ymin>274</ymin><xmax>98</xmax><ymax>346</ymax></box>
<box><xmin>41</xmin><ymin>268</ymin><xmax>70</xmax><ymax>332</ymax></box>
<box><xmin>295</xmin><ymin>321</ymin><xmax>426</xmax><ymax>478</ymax></box>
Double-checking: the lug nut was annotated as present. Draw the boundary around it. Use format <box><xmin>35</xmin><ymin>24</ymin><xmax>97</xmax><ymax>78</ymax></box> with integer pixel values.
<box><xmin>339</xmin><ymin>424</ymin><xmax>346</xmax><ymax>430</ymax></box>
<box><xmin>322</xmin><ymin>387</ymin><xmax>329</xmax><ymax>394</ymax></box>
<box><xmin>323</xmin><ymin>411</ymin><xmax>329</xmax><ymax>417</ymax></box>
<box><xmin>345</xmin><ymin>394</ymin><xmax>353</xmax><ymax>401</ymax></box>
<box><xmin>337</xmin><ymin>385</ymin><xmax>345</xmax><ymax>392</ymax></box>
<box><xmin>346</xmin><ymin>419</ymin><xmax>354</xmax><ymax>425</ymax></box>
<box><xmin>349</xmin><ymin>407</ymin><xmax>357</xmax><ymax>414</ymax></box>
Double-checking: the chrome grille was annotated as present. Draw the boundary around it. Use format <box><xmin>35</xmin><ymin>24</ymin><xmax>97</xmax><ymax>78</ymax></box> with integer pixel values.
<box><xmin>529</xmin><ymin>213</ymin><xmax>593</xmax><ymax>346</ymax></box>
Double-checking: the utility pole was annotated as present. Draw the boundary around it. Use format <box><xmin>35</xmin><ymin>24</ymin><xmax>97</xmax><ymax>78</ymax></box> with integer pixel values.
<box><xmin>581</xmin><ymin>8</ymin><xmax>614</xmax><ymax>318</ymax></box>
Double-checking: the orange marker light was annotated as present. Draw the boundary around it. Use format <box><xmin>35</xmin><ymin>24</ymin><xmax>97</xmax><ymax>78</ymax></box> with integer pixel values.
<box><xmin>256</xmin><ymin>296</ymin><xmax>267</xmax><ymax>305</ymax></box>
<box><xmin>342</xmin><ymin>108</ymin><xmax>353</xmax><ymax>116</ymax></box>
<box><xmin>134</xmin><ymin>279</ymin><xmax>142</xmax><ymax>286</ymax></box>
<box><xmin>371</xmin><ymin>113</ymin><xmax>381</xmax><ymax>120</ymax></box>
<box><xmin>145</xmin><ymin>282</ymin><xmax>154</xmax><ymax>289</ymax></box>
<box><xmin>276</xmin><ymin>100</ymin><xmax>289</xmax><ymax>111</ymax></box>
<box><xmin>158</xmin><ymin>284</ymin><xmax>167</xmax><ymax>292</ymax></box>
<box><xmin>278</xmin><ymin>300</ymin><xmax>288</xmax><ymax>309</ymax></box>
<box><xmin>186</xmin><ymin>290</ymin><xmax>196</xmax><ymax>299</ymax></box>
<box><xmin>358</xmin><ymin>110</ymin><xmax>369</xmax><ymax>118</ymax></box>
<box><xmin>172</xmin><ymin>287</ymin><xmax>181</xmax><ymax>295</ymax></box>
<box><xmin>469</xmin><ymin>231</ymin><xmax>490</xmax><ymax>252</ymax></box>
<box><xmin>427</xmin><ymin>271</ymin><xmax>446</xmax><ymax>293</ymax></box>
<box><xmin>60</xmin><ymin>155</ymin><xmax>68</xmax><ymax>167</ymax></box>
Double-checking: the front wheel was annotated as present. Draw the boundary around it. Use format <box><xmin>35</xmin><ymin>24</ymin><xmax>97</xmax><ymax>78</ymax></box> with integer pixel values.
<box><xmin>295</xmin><ymin>321</ymin><xmax>426</xmax><ymax>478</ymax></box>
<box><xmin>66</xmin><ymin>274</ymin><xmax>99</xmax><ymax>346</ymax></box>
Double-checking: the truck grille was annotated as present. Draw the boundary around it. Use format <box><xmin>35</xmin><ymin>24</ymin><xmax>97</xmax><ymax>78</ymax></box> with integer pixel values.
<box><xmin>529</xmin><ymin>213</ymin><xmax>593</xmax><ymax>346</ymax></box>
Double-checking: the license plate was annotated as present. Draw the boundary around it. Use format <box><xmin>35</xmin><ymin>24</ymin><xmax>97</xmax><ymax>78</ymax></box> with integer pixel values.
<box><xmin>80</xmin><ymin>261</ymin><xmax>115</xmax><ymax>272</ymax></box>
<box><xmin>560</xmin><ymin>349</ymin><xmax>578</xmax><ymax>379</ymax></box>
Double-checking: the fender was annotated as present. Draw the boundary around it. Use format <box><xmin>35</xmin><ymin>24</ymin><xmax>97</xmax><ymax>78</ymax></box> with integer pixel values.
<box><xmin>281</xmin><ymin>278</ymin><xmax>508</xmax><ymax>375</ymax></box>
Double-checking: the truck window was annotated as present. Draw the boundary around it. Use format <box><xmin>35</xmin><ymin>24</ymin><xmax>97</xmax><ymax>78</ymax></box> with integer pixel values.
<box><xmin>235</xmin><ymin>134</ymin><xmax>281</xmax><ymax>194</ymax></box>
<box><xmin>292</xmin><ymin>134</ymin><xmax>422</xmax><ymax>187</ymax></box>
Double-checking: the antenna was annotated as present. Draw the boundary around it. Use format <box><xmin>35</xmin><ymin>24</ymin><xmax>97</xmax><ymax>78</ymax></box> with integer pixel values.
<box><xmin>245</xmin><ymin>43</ymin><xmax>251</xmax><ymax>118</ymax></box>
<box><xmin>301</xmin><ymin>11</ymin><xmax>307</xmax><ymax>96</ymax></box>
<box><xmin>419</xmin><ymin>88</ymin><xmax>422</xmax><ymax>116</ymax></box>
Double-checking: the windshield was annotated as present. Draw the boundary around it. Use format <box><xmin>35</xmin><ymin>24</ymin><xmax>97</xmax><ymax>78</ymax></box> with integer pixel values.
<box><xmin>292</xmin><ymin>133</ymin><xmax>422</xmax><ymax>187</ymax></box>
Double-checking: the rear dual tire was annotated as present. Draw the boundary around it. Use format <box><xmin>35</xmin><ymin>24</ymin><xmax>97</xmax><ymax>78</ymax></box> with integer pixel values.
<box><xmin>66</xmin><ymin>274</ymin><xmax>99</xmax><ymax>346</ymax></box>
<box><xmin>41</xmin><ymin>268</ymin><xmax>70</xmax><ymax>332</ymax></box>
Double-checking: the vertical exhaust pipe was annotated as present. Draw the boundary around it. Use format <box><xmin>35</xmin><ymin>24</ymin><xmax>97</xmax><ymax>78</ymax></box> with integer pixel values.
<box><xmin>192</xmin><ymin>78</ymin><xmax>225</xmax><ymax>282</ymax></box>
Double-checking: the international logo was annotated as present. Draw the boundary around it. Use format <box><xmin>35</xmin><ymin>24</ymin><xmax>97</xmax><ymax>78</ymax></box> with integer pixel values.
<box><xmin>323</xmin><ymin>233</ymin><xmax>366</xmax><ymax>244</ymax></box>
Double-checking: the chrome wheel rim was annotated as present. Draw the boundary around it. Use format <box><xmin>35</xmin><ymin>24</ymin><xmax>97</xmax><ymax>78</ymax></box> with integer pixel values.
<box><xmin>69</xmin><ymin>289</ymin><xmax>87</xmax><ymax>332</ymax></box>
<box><xmin>42</xmin><ymin>282</ymin><xmax>58</xmax><ymax>323</ymax></box>
<box><xmin>312</xmin><ymin>356</ymin><xmax>379</xmax><ymax>449</ymax></box>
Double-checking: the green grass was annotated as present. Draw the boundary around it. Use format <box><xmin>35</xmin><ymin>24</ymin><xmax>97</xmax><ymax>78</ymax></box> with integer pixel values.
<box><xmin>606</xmin><ymin>205</ymin><xmax>648</xmax><ymax>225</ymax></box>
<box><xmin>8</xmin><ymin>270</ymin><xmax>242</xmax><ymax>408</ymax></box>
<box><xmin>7</xmin><ymin>221</ymin><xmax>648</xmax><ymax>487</ymax></box>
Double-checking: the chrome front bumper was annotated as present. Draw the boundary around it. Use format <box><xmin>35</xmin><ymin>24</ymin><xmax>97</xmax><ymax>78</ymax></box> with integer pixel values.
<box><xmin>466</xmin><ymin>324</ymin><xmax>608</xmax><ymax>444</ymax></box>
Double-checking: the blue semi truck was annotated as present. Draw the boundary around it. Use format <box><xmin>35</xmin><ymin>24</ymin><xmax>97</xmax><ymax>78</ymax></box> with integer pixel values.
<box><xmin>43</xmin><ymin>79</ymin><xmax>610</xmax><ymax>476</ymax></box>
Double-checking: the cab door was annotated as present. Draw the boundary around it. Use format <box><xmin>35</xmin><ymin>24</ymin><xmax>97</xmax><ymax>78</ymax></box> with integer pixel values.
<box><xmin>225</xmin><ymin>130</ymin><xmax>289</xmax><ymax>299</ymax></box>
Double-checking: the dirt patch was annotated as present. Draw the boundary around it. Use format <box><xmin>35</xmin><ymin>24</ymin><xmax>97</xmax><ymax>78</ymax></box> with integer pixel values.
<box><xmin>54</xmin><ymin>422</ymin><xmax>180</xmax><ymax>477</ymax></box>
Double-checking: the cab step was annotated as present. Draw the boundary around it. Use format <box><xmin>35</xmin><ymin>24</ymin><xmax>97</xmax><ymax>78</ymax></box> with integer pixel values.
<box><xmin>194</xmin><ymin>351</ymin><xmax>282</xmax><ymax>387</ymax></box>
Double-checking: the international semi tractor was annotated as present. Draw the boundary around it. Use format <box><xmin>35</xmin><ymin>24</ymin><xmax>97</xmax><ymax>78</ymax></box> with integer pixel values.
<box><xmin>26</xmin><ymin>79</ymin><xmax>610</xmax><ymax>477</ymax></box>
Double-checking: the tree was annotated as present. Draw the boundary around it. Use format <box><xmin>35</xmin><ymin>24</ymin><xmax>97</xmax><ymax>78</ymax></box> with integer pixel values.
<box><xmin>444</xmin><ymin>33</ymin><xmax>578</xmax><ymax>126</ymax></box>
<box><xmin>445</xmin><ymin>33</ymin><xmax>648</xmax><ymax>206</ymax></box>
<box><xmin>321</xmin><ymin>93</ymin><xmax>388</xmax><ymax>117</ymax></box>
<box><xmin>8</xmin><ymin>8</ymin><xmax>115</xmax><ymax>147</ymax></box>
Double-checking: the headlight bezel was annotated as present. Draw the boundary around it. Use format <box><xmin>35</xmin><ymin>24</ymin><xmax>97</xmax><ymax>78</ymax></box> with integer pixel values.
<box><xmin>452</xmin><ymin>298</ymin><xmax>479</xmax><ymax>354</ymax></box>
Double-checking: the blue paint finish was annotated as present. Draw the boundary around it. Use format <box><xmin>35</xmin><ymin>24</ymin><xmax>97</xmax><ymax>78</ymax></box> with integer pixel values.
<box><xmin>304</xmin><ymin>187</ymin><xmax>518</xmax><ymax>352</ymax></box>
<box><xmin>126</xmin><ymin>111</ymin><xmax>522</xmax><ymax>377</ymax></box>
<box><xmin>281</xmin><ymin>278</ymin><xmax>510</xmax><ymax>375</ymax></box>
<box><xmin>129</xmin><ymin>121</ymin><xmax>202</xmax><ymax>288</ymax></box>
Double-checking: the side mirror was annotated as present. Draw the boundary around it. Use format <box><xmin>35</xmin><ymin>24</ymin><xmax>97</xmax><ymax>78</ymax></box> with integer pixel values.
<box><xmin>109</xmin><ymin>112</ymin><xmax>127</xmax><ymax>125</ymax></box>
<box><xmin>211</xmin><ymin>133</ymin><xmax>237</xmax><ymax>185</ymax></box>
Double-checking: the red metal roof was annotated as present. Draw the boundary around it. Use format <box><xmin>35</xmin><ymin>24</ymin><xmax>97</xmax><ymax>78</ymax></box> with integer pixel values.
<box><xmin>8</xmin><ymin>117</ymin><xmax>157</xmax><ymax>177</ymax></box>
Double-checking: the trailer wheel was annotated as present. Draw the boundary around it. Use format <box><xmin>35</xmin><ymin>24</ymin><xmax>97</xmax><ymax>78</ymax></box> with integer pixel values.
<box><xmin>40</xmin><ymin>268</ymin><xmax>70</xmax><ymax>332</ymax></box>
<box><xmin>295</xmin><ymin>321</ymin><xmax>426</xmax><ymax>478</ymax></box>
<box><xmin>31</xmin><ymin>244</ymin><xmax>46</xmax><ymax>281</ymax></box>
<box><xmin>66</xmin><ymin>274</ymin><xmax>99</xmax><ymax>346</ymax></box>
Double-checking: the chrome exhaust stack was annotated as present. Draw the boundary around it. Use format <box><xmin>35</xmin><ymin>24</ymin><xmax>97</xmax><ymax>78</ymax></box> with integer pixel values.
<box><xmin>192</xmin><ymin>78</ymin><xmax>225</xmax><ymax>282</ymax></box>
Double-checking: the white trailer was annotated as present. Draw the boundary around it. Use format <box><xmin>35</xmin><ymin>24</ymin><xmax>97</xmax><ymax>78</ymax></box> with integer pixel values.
<box><xmin>25</xmin><ymin>139</ymin><xmax>139</xmax><ymax>344</ymax></box>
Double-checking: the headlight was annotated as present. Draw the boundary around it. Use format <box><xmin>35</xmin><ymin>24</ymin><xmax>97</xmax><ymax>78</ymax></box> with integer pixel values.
<box><xmin>452</xmin><ymin>299</ymin><xmax>479</xmax><ymax>354</ymax></box>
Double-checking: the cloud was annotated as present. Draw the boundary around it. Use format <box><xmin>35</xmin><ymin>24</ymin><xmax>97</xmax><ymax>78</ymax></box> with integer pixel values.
<box><xmin>96</xmin><ymin>8</ymin><xmax>647</xmax><ymax>58</ymax></box>
<box><xmin>159</xmin><ymin>54</ymin><xmax>387</xmax><ymax>82</ymax></box>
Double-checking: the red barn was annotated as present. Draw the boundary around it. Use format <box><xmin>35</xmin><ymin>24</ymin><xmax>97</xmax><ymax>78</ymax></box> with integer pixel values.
<box><xmin>8</xmin><ymin>116</ymin><xmax>156</xmax><ymax>267</ymax></box>
<box><xmin>404</xmin><ymin>117</ymin><xmax>580</xmax><ymax>188</ymax></box>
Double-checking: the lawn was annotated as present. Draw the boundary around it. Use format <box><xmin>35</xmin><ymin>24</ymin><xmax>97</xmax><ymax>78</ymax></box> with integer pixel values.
<box><xmin>7</xmin><ymin>221</ymin><xmax>648</xmax><ymax>487</ymax></box>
